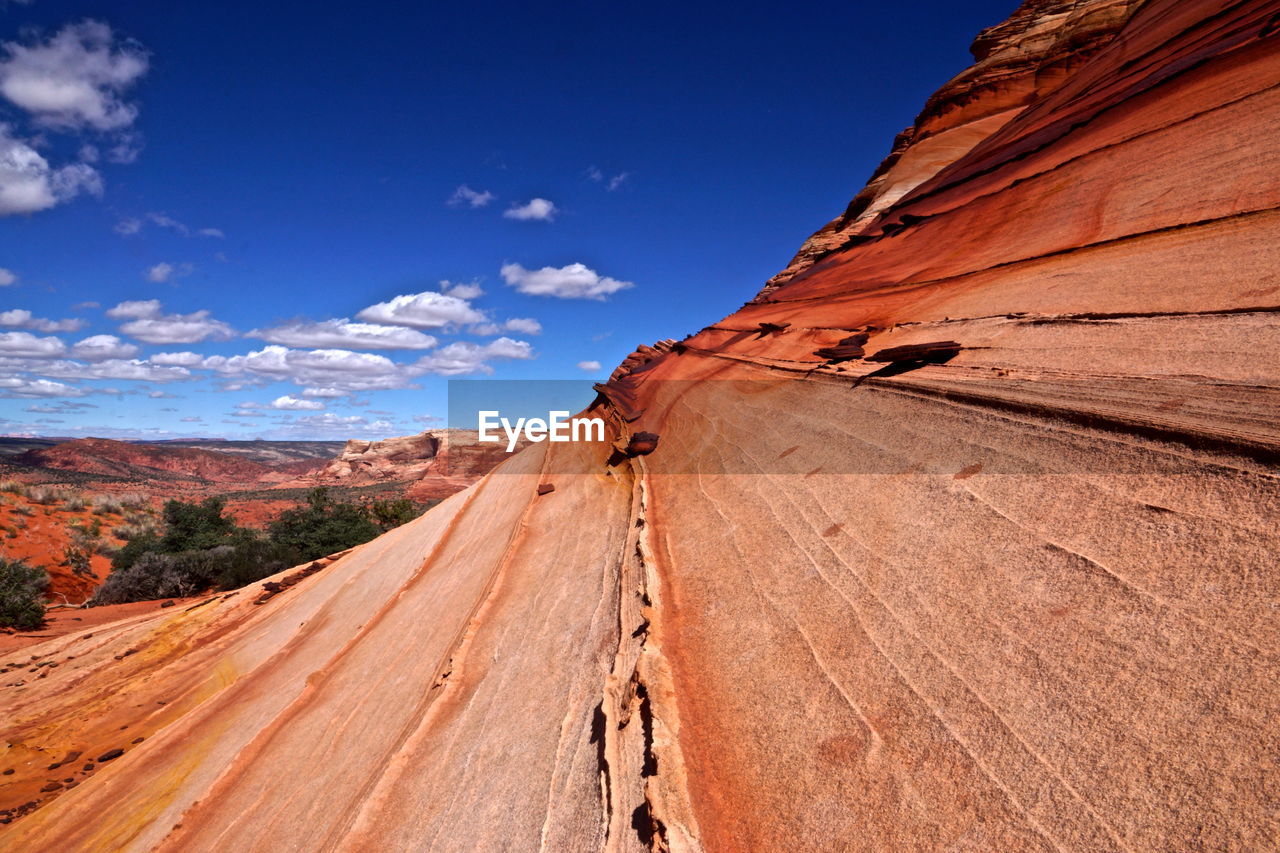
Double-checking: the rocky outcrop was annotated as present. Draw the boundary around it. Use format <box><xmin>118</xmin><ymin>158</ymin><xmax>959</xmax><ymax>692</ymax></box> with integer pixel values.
<box><xmin>762</xmin><ymin>0</ymin><xmax>1148</xmax><ymax>294</ymax></box>
<box><xmin>3</xmin><ymin>1</ymin><xmax>1279</xmax><ymax>849</ymax></box>
<box><xmin>314</xmin><ymin>432</ymin><xmax>444</xmax><ymax>482</ymax></box>
<box><xmin>308</xmin><ymin>430</ymin><xmax>523</xmax><ymax>500</ymax></box>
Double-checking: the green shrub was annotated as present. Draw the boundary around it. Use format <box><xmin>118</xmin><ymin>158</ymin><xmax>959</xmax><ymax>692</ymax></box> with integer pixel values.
<box><xmin>267</xmin><ymin>488</ymin><xmax>381</xmax><ymax>562</ymax></box>
<box><xmin>0</xmin><ymin>558</ymin><xmax>47</xmax><ymax>630</ymax></box>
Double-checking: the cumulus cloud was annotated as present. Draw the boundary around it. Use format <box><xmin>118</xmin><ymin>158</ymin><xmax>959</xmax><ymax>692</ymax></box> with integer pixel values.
<box><xmin>411</xmin><ymin>337</ymin><xmax>534</xmax><ymax>376</ymax></box>
<box><xmin>105</xmin><ymin>299</ymin><xmax>159</xmax><ymax>319</ymax></box>
<box><xmin>28</xmin><ymin>357</ymin><xmax>190</xmax><ymax>382</ymax></box>
<box><xmin>577</xmin><ymin>360</ymin><xmax>602</xmax><ymax>372</ymax></box>
<box><xmin>146</xmin><ymin>261</ymin><xmax>192</xmax><ymax>283</ymax></box>
<box><xmin>70</xmin><ymin>333</ymin><xmax>138</xmax><ymax>361</ymax></box>
<box><xmin>501</xmin><ymin>317</ymin><xmax>542</xmax><ymax>335</ymax></box>
<box><xmin>197</xmin><ymin>227</ymin><xmax>223</xmax><ymax>238</ymax></box>
<box><xmin>356</xmin><ymin>290</ymin><xmax>487</xmax><ymax>330</ymax></box>
<box><xmin>249</xmin><ymin>319</ymin><xmax>438</xmax><ymax>350</ymax></box>
<box><xmin>0</xmin><ymin>308</ymin><xmax>85</xmax><ymax>333</ymax></box>
<box><xmin>0</xmin><ymin>376</ymin><xmax>86</xmax><ymax>398</ymax></box>
<box><xmin>0</xmin><ymin>330</ymin><xmax>66</xmax><ymax>357</ymax></box>
<box><xmin>301</xmin><ymin>387</ymin><xmax>346</xmax><ymax>398</ymax></box>
<box><xmin>0</xmin><ymin>20</ymin><xmax>148</xmax><ymax>131</ymax></box>
<box><xmin>148</xmin><ymin>350</ymin><xmax>203</xmax><ymax>366</ymax></box>
<box><xmin>503</xmin><ymin>198</ymin><xmax>557</xmax><ymax>221</ymax></box>
<box><xmin>500</xmin><ymin>262</ymin><xmax>633</xmax><ymax>300</ymax></box>
<box><xmin>470</xmin><ymin>317</ymin><xmax>542</xmax><ymax>336</ymax></box>
<box><xmin>0</xmin><ymin>123</ymin><xmax>102</xmax><ymax>215</ymax></box>
<box><xmin>270</xmin><ymin>394</ymin><xmax>324</xmax><ymax>411</ymax></box>
<box><xmin>0</xmin><ymin>268</ymin><xmax>15</xmax><ymax>286</ymax></box>
<box><xmin>205</xmin><ymin>345</ymin><xmax>416</xmax><ymax>393</ymax></box>
<box><xmin>441</xmin><ymin>280</ymin><xmax>483</xmax><ymax>300</ymax></box>
<box><xmin>107</xmin><ymin>299</ymin><xmax>233</xmax><ymax>344</ymax></box>
<box><xmin>447</xmin><ymin>185</ymin><xmax>494</xmax><ymax>208</ymax></box>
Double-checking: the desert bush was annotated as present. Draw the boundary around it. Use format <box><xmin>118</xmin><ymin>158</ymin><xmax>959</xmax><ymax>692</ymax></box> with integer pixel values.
<box><xmin>63</xmin><ymin>542</ymin><xmax>94</xmax><ymax>577</ymax></box>
<box><xmin>0</xmin><ymin>558</ymin><xmax>47</xmax><ymax>630</ymax></box>
<box><xmin>0</xmin><ymin>480</ymin><xmax>27</xmax><ymax>497</ymax></box>
<box><xmin>92</xmin><ymin>538</ymin><xmax>297</xmax><ymax>605</ymax></box>
<box><xmin>64</xmin><ymin>496</ymin><xmax>87</xmax><ymax>512</ymax></box>
<box><xmin>10</xmin><ymin>504</ymin><xmax>33</xmax><ymax>517</ymax></box>
<box><xmin>366</xmin><ymin>497</ymin><xmax>421</xmax><ymax>532</ymax></box>
<box><xmin>267</xmin><ymin>488</ymin><xmax>381</xmax><ymax>563</ymax></box>
<box><xmin>27</xmin><ymin>485</ymin><xmax>63</xmax><ymax>505</ymax></box>
<box><xmin>113</xmin><ymin>518</ymin><xmax>159</xmax><ymax>542</ymax></box>
<box><xmin>94</xmin><ymin>490</ymin><xmax>418</xmax><ymax>606</ymax></box>
<box><xmin>117</xmin><ymin>493</ymin><xmax>149</xmax><ymax>510</ymax></box>
<box><xmin>91</xmin><ymin>495</ymin><xmax>123</xmax><ymax>516</ymax></box>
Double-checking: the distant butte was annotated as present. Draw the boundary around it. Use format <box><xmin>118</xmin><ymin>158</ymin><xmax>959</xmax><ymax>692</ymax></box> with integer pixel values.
<box><xmin>3</xmin><ymin>1</ymin><xmax>1280</xmax><ymax>849</ymax></box>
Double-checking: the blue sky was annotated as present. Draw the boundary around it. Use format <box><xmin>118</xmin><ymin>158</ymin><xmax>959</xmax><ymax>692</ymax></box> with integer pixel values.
<box><xmin>0</xmin><ymin>0</ymin><xmax>1015</xmax><ymax>440</ymax></box>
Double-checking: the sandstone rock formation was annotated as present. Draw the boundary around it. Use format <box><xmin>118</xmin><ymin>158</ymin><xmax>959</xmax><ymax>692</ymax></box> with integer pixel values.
<box><xmin>308</xmin><ymin>429</ymin><xmax>524</xmax><ymax>500</ymax></box>
<box><xmin>3</xmin><ymin>0</ymin><xmax>1279</xmax><ymax>849</ymax></box>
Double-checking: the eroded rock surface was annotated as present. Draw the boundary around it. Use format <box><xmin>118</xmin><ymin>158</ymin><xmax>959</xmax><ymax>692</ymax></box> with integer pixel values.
<box><xmin>2</xmin><ymin>0</ymin><xmax>1279</xmax><ymax>849</ymax></box>
<box><xmin>309</xmin><ymin>429</ymin><xmax>524</xmax><ymax>500</ymax></box>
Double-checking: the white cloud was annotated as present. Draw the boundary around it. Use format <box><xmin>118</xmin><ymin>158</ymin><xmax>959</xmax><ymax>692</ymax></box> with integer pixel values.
<box><xmin>25</xmin><ymin>401</ymin><xmax>96</xmax><ymax>413</ymax></box>
<box><xmin>587</xmin><ymin>167</ymin><xmax>629</xmax><ymax>190</ymax></box>
<box><xmin>115</xmin><ymin>214</ymin><xmax>221</xmax><ymax>238</ymax></box>
<box><xmin>471</xmin><ymin>317</ymin><xmax>542</xmax><ymax>336</ymax></box>
<box><xmin>441</xmin><ymin>280</ymin><xmax>483</xmax><ymax>300</ymax></box>
<box><xmin>447</xmin><ymin>185</ymin><xmax>494</xmax><ymax>208</ymax></box>
<box><xmin>0</xmin><ymin>268</ymin><xmax>15</xmax><ymax>286</ymax></box>
<box><xmin>0</xmin><ymin>377</ymin><xmax>86</xmax><ymax>398</ymax></box>
<box><xmin>105</xmin><ymin>298</ymin><xmax>160</xmax><ymax>319</ymax></box>
<box><xmin>503</xmin><ymin>198</ymin><xmax>557</xmax><ymax>221</ymax></box>
<box><xmin>502</xmin><ymin>317</ymin><xmax>542</xmax><ymax>335</ymax></box>
<box><xmin>577</xmin><ymin>360</ymin><xmax>602</xmax><ymax>372</ymax></box>
<box><xmin>0</xmin><ymin>123</ymin><xmax>101</xmax><ymax>216</ymax></box>
<box><xmin>356</xmin><ymin>290</ymin><xmax>487</xmax><ymax>329</ymax></box>
<box><xmin>206</xmin><ymin>345</ymin><xmax>415</xmax><ymax>393</ymax></box>
<box><xmin>249</xmin><ymin>319</ymin><xmax>438</xmax><ymax>350</ymax></box>
<box><xmin>27</xmin><ymin>357</ymin><xmax>190</xmax><ymax>382</ymax></box>
<box><xmin>114</xmin><ymin>217</ymin><xmax>141</xmax><ymax>235</ymax></box>
<box><xmin>301</xmin><ymin>387</ymin><xmax>346</xmax><ymax>398</ymax></box>
<box><xmin>500</xmin><ymin>262</ymin><xmax>633</xmax><ymax>300</ymax></box>
<box><xmin>149</xmin><ymin>350</ymin><xmax>203</xmax><ymax>366</ymax></box>
<box><xmin>0</xmin><ymin>308</ymin><xmax>85</xmax><ymax>333</ymax></box>
<box><xmin>270</xmin><ymin>394</ymin><xmax>324</xmax><ymax>411</ymax></box>
<box><xmin>411</xmin><ymin>337</ymin><xmax>533</xmax><ymax>376</ymax></box>
<box><xmin>70</xmin><ymin>333</ymin><xmax>138</xmax><ymax>361</ymax></box>
<box><xmin>0</xmin><ymin>20</ymin><xmax>148</xmax><ymax>131</ymax></box>
<box><xmin>146</xmin><ymin>261</ymin><xmax>192</xmax><ymax>283</ymax></box>
<box><xmin>108</xmin><ymin>299</ymin><xmax>234</xmax><ymax>344</ymax></box>
<box><xmin>0</xmin><ymin>330</ymin><xmax>66</xmax><ymax>357</ymax></box>
<box><xmin>147</xmin><ymin>212</ymin><xmax>186</xmax><ymax>234</ymax></box>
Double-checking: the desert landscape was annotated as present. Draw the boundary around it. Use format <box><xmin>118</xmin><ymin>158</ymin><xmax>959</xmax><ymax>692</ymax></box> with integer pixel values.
<box><xmin>2</xmin><ymin>0</ymin><xmax>1279</xmax><ymax>849</ymax></box>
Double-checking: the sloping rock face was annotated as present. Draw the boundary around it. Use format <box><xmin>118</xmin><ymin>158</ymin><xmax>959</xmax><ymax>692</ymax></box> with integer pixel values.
<box><xmin>762</xmin><ymin>0</ymin><xmax>1147</xmax><ymax>293</ymax></box>
<box><xmin>3</xmin><ymin>1</ymin><xmax>1280</xmax><ymax>849</ymax></box>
